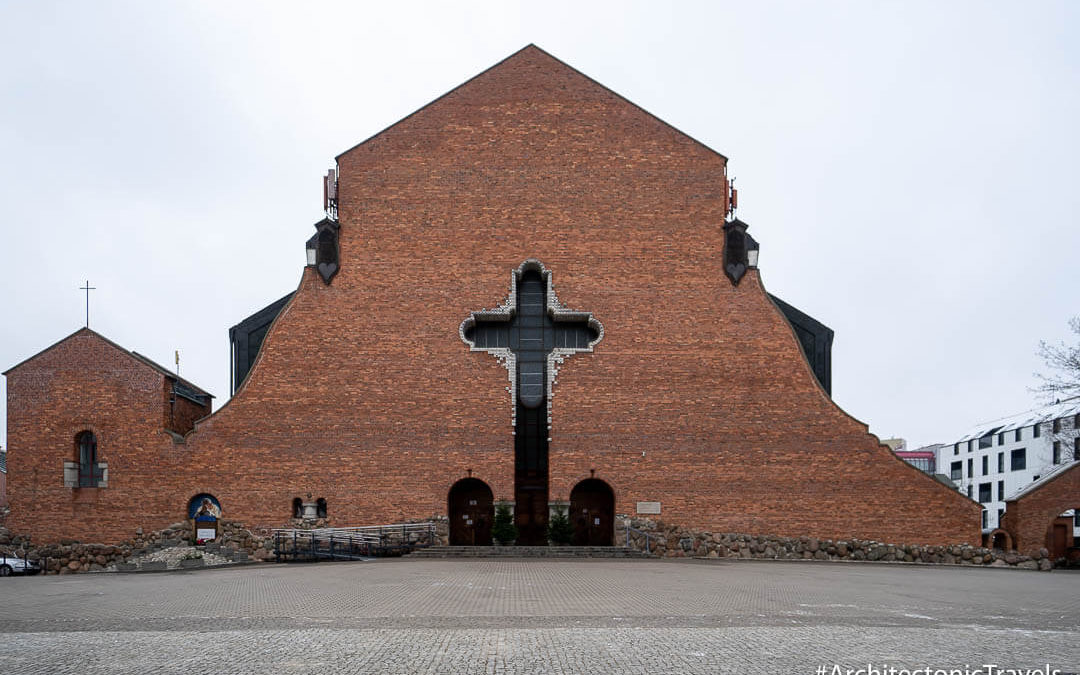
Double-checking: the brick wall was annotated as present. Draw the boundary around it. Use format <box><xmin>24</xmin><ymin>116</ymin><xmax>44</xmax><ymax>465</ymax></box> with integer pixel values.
<box><xmin>1002</xmin><ymin>462</ymin><xmax>1080</xmax><ymax>556</ymax></box>
<box><xmin>164</xmin><ymin>383</ymin><xmax>210</xmax><ymax>436</ymax></box>
<box><xmin>5</xmin><ymin>331</ymin><xmax>193</xmax><ymax>541</ymax></box>
<box><xmin>4</xmin><ymin>46</ymin><xmax>981</xmax><ymax>546</ymax></box>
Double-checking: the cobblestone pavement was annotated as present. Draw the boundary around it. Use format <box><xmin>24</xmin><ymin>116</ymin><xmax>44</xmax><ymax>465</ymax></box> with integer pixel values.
<box><xmin>0</xmin><ymin>559</ymin><xmax>1076</xmax><ymax>674</ymax></box>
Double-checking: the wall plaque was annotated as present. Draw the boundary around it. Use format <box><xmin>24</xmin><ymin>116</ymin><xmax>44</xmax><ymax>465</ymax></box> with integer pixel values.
<box><xmin>636</xmin><ymin>501</ymin><xmax>661</xmax><ymax>515</ymax></box>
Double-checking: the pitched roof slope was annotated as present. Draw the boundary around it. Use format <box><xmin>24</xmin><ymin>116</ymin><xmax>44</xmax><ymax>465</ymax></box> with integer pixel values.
<box><xmin>3</xmin><ymin>327</ymin><xmax>212</xmax><ymax>398</ymax></box>
<box><xmin>336</xmin><ymin>44</ymin><xmax>728</xmax><ymax>162</ymax></box>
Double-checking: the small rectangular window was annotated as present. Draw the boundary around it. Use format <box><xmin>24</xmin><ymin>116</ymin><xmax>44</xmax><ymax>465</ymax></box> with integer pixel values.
<box><xmin>967</xmin><ymin>485</ymin><xmax>973</xmax><ymax>498</ymax></box>
<box><xmin>1011</xmin><ymin>448</ymin><xmax>1026</xmax><ymax>471</ymax></box>
<box><xmin>1053</xmin><ymin>441</ymin><xmax>1062</xmax><ymax>464</ymax></box>
<box><xmin>968</xmin><ymin>440</ymin><xmax>974</xmax><ymax>452</ymax></box>
<box><xmin>997</xmin><ymin>480</ymin><xmax>1005</xmax><ymax>501</ymax></box>
<box><xmin>981</xmin><ymin>455</ymin><xmax>988</xmax><ymax>475</ymax></box>
<box><xmin>1075</xmin><ymin>512</ymin><xmax>1080</xmax><ymax>527</ymax></box>
<box><xmin>953</xmin><ymin>443</ymin><xmax>960</xmax><ymax>455</ymax></box>
<box><xmin>978</xmin><ymin>483</ymin><xmax>992</xmax><ymax>503</ymax></box>
<box><xmin>1015</xmin><ymin>429</ymin><xmax>1022</xmax><ymax>442</ymax></box>
<box><xmin>1074</xmin><ymin>413</ymin><xmax>1080</xmax><ymax>429</ymax></box>
<box><xmin>967</xmin><ymin>458</ymin><xmax>973</xmax><ymax>477</ymax></box>
<box><xmin>1075</xmin><ymin>437</ymin><xmax>1080</xmax><ymax>460</ymax></box>
<box><xmin>981</xmin><ymin>510</ymin><xmax>988</xmax><ymax>529</ymax></box>
<box><xmin>1053</xmin><ymin>418</ymin><xmax>1061</xmax><ymax>433</ymax></box>
<box><xmin>950</xmin><ymin>461</ymin><xmax>963</xmax><ymax>481</ymax></box>
<box><xmin>978</xmin><ymin>435</ymin><xmax>992</xmax><ymax>449</ymax></box>
<box><xmin>997</xmin><ymin>452</ymin><xmax>1004</xmax><ymax>473</ymax></box>
<box><xmin>998</xmin><ymin>508</ymin><xmax>1004</xmax><ymax>525</ymax></box>
<box><xmin>997</xmin><ymin>432</ymin><xmax>1004</xmax><ymax>445</ymax></box>
<box><xmin>1033</xmin><ymin>424</ymin><xmax>1041</xmax><ymax>438</ymax></box>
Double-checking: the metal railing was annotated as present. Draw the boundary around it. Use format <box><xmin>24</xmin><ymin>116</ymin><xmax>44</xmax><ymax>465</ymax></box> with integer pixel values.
<box><xmin>623</xmin><ymin>525</ymin><xmax>654</xmax><ymax>554</ymax></box>
<box><xmin>273</xmin><ymin>521</ymin><xmax>438</xmax><ymax>563</ymax></box>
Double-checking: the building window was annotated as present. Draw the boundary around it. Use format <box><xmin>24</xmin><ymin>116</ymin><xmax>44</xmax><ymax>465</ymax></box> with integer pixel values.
<box><xmin>954</xmin><ymin>443</ymin><xmax>960</xmax><ymax>455</ymax></box>
<box><xmin>1053</xmin><ymin>441</ymin><xmax>1062</xmax><ymax>464</ymax></box>
<box><xmin>316</xmin><ymin>498</ymin><xmax>327</xmax><ymax>518</ymax></box>
<box><xmin>1053</xmin><ymin>418</ymin><xmax>1062</xmax><ymax>433</ymax></box>
<box><xmin>998</xmin><ymin>508</ymin><xmax>1005</xmax><ymax>526</ymax></box>
<box><xmin>1015</xmin><ymin>429</ymin><xmax>1022</xmax><ymax>442</ymax></box>
<box><xmin>1011</xmin><ymin>448</ymin><xmax>1026</xmax><ymax>471</ymax></box>
<box><xmin>1075</xmin><ymin>437</ymin><xmax>1080</xmax><ymax>461</ymax></box>
<box><xmin>981</xmin><ymin>455</ymin><xmax>988</xmax><ymax>476</ymax></box>
<box><xmin>966</xmin><ymin>485</ymin><xmax>973</xmax><ymax>498</ymax></box>
<box><xmin>1075</xmin><ymin>413</ymin><xmax>1080</xmax><ymax>429</ymax></box>
<box><xmin>76</xmin><ymin>431</ymin><xmax>100</xmax><ymax>488</ymax></box>
<box><xmin>1032</xmin><ymin>475</ymin><xmax>1040</xmax><ymax>482</ymax></box>
<box><xmin>997</xmin><ymin>480</ymin><xmax>1005</xmax><ymax>501</ymax></box>
<box><xmin>997</xmin><ymin>432</ymin><xmax>1004</xmax><ymax>445</ymax></box>
<box><xmin>950</xmin><ymin>461</ymin><xmax>962</xmax><ymax>481</ymax></box>
<box><xmin>978</xmin><ymin>483</ymin><xmax>992</xmax><ymax>503</ymax></box>
<box><xmin>978</xmin><ymin>435</ymin><xmax>992</xmax><ymax>449</ymax></box>
<box><xmin>967</xmin><ymin>440</ymin><xmax>974</xmax><ymax>452</ymax></box>
<box><xmin>1033</xmin><ymin>424</ymin><xmax>1041</xmax><ymax>438</ymax></box>
<box><xmin>997</xmin><ymin>452</ymin><xmax>1004</xmax><ymax>473</ymax></box>
<box><xmin>1075</xmin><ymin>512</ymin><xmax>1080</xmax><ymax>527</ymax></box>
<box><xmin>292</xmin><ymin>497</ymin><xmax>303</xmax><ymax>519</ymax></box>
<box><xmin>981</xmin><ymin>510</ymin><xmax>988</xmax><ymax>529</ymax></box>
<box><xmin>967</xmin><ymin>458</ymin><xmax>973</xmax><ymax>477</ymax></box>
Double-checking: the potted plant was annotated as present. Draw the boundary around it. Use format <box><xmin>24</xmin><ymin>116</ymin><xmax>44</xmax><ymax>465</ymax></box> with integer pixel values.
<box><xmin>547</xmin><ymin>506</ymin><xmax>574</xmax><ymax>546</ymax></box>
<box><xmin>491</xmin><ymin>504</ymin><xmax>518</xmax><ymax>546</ymax></box>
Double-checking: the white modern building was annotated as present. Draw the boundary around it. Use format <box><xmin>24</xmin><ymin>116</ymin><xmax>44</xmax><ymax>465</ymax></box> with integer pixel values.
<box><xmin>934</xmin><ymin>397</ymin><xmax>1080</xmax><ymax>537</ymax></box>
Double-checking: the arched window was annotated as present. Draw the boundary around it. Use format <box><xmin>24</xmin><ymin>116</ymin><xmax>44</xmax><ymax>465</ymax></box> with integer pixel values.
<box><xmin>292</xmin><ymin>497</ymin><xmax>303</xmax><ymax>519</ymax></box>
<box><xmin>76</xmin><ymin>431</ymin><xmax>100</xmax><ymax>488</ymax></box>
<box><xmin>316</xmin><ymin>498</ymin><xmax>327</xmax><ymax>518</ymax></box>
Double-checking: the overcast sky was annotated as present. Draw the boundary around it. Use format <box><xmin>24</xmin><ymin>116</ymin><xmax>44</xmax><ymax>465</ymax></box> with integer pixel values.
<box><xmin>1</xmin><ymin>1</ymin><xmax>1077</xmax><ymax>451</ymax></box>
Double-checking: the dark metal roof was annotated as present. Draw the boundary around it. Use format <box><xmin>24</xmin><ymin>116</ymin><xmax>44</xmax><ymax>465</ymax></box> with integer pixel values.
<box><xmin>229</xmin><ymin>292</ymin><xmax>296</xmax><ymax>395</ymax></box>
<box><xmin>769</xmin><ymin>294</ymin><xmax>834</xmax><ymax>395</ymax></box>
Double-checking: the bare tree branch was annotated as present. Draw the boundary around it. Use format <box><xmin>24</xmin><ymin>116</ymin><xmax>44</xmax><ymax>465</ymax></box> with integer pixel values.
<box><xmin>1033</xmin><ymin>316</ymin><xmax>1080</xmax><ymax>402</ymax></box>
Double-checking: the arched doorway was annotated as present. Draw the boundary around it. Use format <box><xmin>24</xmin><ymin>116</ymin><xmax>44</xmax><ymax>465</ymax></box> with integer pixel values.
<box><xmin>570</xmin><ymin>478</ymin><xmax>614</xmax><ymax>546</ymax></box>
<box><xmin>448</xmin><ymin>478</ymin><xmax>494</xmax><ymax>546</ymax></box>
<box><xmin>1046</xmin><ymin>507</ymin><xmax>1080</xmax><ymax>565</ymax></box>
<box><xmin>989</xmin><ymin>528</ymin><xmax>1012</xmax><ymax>552</ymax></box>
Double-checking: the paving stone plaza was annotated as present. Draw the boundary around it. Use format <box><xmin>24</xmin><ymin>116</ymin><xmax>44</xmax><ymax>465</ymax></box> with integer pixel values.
<box><xmin>0</xmin><ymin>559</ymin><xmax>1076</xmax><ymax>674</ymax></box>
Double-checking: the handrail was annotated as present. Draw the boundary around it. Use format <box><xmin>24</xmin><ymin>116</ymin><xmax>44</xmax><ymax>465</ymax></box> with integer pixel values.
<box><xmin>624</xmin><ymin>525</ymin><xmax>654</xmax><ymax>554</ymax></box>
<box><xmin>273</xmin><ymin>521</ymin><xmax>438</xmax><ymax>562</ymax></box>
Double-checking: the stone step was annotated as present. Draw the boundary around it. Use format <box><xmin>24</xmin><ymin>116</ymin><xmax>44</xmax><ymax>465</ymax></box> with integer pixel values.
<box><xmin>408</xmin><ymin>546</ymin><xmax>650</xmax><ymax>559</ymax></box>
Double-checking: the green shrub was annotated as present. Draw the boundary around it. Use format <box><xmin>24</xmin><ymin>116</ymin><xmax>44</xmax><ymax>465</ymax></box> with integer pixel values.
<box><xmin>547</xmin><ymin>506</ymin><xmax>574</xmax><ymax>545</ymax></box>
<box><xmin>491</xmin><ymin>504</ymin><xmax>518</xmax><ymax>545</ymax></box>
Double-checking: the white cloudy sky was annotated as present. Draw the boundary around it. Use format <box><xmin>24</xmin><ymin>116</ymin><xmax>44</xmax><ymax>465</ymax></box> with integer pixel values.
<box><xmin>1</xmin><ymin>1</ymin><xmax>1077</xmax><ymax>450</ymax></box>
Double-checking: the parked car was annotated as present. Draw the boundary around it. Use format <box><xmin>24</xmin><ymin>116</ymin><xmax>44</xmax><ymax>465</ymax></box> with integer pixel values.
<box><xmin>0</xmin><ymin>554</ymin><xmax>41</xmax><ymax>576</ymax></box>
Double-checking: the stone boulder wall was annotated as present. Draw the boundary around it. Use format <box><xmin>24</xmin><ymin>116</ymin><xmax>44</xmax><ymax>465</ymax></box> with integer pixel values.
<box><xmin>616</xmin><ymin>518</ymin><xmax>1055</xmax><ymax>571</ymax></box>
<box><xmin>0</xmin><ymin>521</ymin><xmax>275</xmax><ymax>574</ymax></box>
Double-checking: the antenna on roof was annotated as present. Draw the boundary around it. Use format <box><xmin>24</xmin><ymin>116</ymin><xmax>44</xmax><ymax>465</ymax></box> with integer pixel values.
<box><xmin>175</xmin><ymin>350</ymin><xmax>180</xmax><ymax>376</ymax></box>
<box><xmin>727</xmin><ymin>177</ymin><xmax>738</xmax><ymax>219</ymax></box>
<box><xmin>323</xmin><ymin>168</ymin><xmax>338</xmax><ymax>219</ymax></box>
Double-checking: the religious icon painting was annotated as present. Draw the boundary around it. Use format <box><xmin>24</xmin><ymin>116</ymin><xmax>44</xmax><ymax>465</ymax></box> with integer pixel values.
<box><xmin>188</xmin><ymin>493</ymin><xmax>222</xmax><ymax>521</ymax></box>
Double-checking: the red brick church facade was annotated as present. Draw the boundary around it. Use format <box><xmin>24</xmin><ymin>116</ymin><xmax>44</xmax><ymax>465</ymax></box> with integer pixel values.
<box><xmin>4</xmin><ymin>46</ymin><xmax>980</xmax><ymax>547</ymax></box>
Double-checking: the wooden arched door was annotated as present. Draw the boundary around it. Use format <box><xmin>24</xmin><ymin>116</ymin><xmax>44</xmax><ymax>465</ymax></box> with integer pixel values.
<box><xmin>448</xmin><ymin>478</ymin><xmax>494</xmax><ymax>546</ymax></box>
<box><xmin>570</xmin><ymin>479</ymin><xmax>615</xmax><ymax>546</ymax></box>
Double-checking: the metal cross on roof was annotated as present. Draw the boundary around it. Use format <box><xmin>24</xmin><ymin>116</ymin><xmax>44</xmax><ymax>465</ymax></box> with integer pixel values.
<box><xmin>79</xmin><ymin>280</ymin><xmax>96</xmax><ymax>327</ymax></box>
